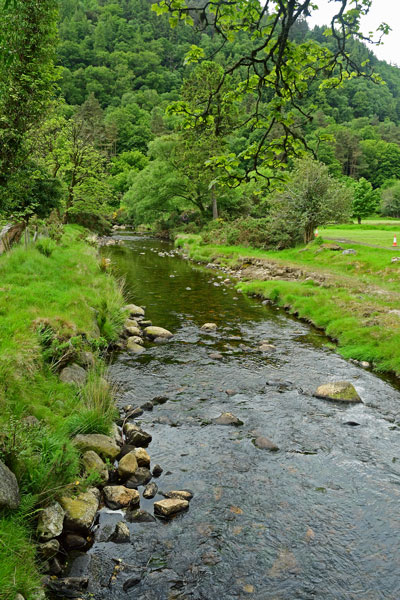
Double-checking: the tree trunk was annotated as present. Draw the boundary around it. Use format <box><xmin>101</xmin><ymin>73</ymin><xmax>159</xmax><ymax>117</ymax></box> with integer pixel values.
<box><xmin>304</xmin><ymin>224</ymin><xmax>315</xmax><ymax>244</ymax></box>
<box><xmin>211</xmin><ymin>187</ymin><xmax>218</xmax><ymax>220</ymax></box>
<box><xmin>357</xmin><ymin>216</ymin><xmax>361</xmax><ymax>224</ymax></box>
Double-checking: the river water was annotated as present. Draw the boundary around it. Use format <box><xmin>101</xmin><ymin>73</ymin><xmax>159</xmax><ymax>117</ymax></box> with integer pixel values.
<box><xmin>76</xmin><ymin>233</ymin><xmax>400</xmax><ymax>599</ymax></box>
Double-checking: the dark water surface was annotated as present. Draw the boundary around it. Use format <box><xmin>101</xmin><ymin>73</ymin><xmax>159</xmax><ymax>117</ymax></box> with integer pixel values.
<box><xmin>80</xmin><ymin>234</ymin><xmax>400</xmax><ymax>599</ymax></box>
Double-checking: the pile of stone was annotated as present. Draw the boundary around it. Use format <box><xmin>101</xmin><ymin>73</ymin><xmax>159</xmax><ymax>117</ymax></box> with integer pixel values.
<box><xmin>118</xmin><ymin>303</ymin><xmax>173</xmax><ymax>353</ymax></box>
<box><xmin>36</xmin><ymin>403</ymin><xmax>192</xmax><ymax>585</ymax></box>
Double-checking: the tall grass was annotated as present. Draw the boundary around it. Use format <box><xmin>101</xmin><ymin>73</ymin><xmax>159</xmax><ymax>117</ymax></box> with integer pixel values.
<box><xmin>0</xmin><ymin>226</ymin><xmax>124</xmax><ymax>599</ymax></box>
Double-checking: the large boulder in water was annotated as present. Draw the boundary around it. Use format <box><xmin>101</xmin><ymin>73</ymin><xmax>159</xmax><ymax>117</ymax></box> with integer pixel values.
<box><xmin>0</xmin><ymin>460</ymin><xmax>20</xmax><ymax>509</ymax></box>
<box><xmin>314</xmin><ymin>381</ymin><xmax>361</xmax><ymax>403</ymax></box>
<box><xmin>144</xmin><ymin>326</ymin><xmax>173</xmax><ymax>339</ymax></box>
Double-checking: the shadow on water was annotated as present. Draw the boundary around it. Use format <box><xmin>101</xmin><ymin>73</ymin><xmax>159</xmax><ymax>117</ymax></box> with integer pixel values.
<box><xmin>72</xmin><ymin>234</ymin><xmax>400</xmax><ymax>600</ymax></box>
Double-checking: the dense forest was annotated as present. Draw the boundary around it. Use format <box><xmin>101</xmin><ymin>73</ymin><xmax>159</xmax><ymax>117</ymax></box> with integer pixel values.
<box><xmin>2</xmin><ymin>0</ymin><xmax>400</xmax><ymax>245</ymax></box>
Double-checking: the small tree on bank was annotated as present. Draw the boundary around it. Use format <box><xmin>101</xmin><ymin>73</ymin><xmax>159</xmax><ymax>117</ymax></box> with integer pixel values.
<box><xmin>351</xmin><ymin>177</ymin><xmax>380</xmax><ymax>224</ymax></box>
<box><xmin>272</xmin><ymin>158</ymin><xmax>352</xmax><ymax>244</ymax></box>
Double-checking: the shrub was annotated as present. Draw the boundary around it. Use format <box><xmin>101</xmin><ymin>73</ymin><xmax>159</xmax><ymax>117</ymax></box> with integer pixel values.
<box><xmin>36</xmin><ymin>237</ymin><xmax>56</xmax><ymax>257</ymax></box>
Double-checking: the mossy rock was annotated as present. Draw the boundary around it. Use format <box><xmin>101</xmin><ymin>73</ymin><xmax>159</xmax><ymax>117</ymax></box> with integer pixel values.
<box><xmin>74</xmin><ymin>434</ymin><xmax>120</xmax><ymax>459</ymax></box>
<box><xmin>314</xmin><ymin>381</ymin><xmax>361</xmax><ymax>403</ymax></box>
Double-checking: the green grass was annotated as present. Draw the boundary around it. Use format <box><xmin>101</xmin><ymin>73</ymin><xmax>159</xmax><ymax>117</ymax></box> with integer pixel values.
<box><xmin>0</xmin><ymin>226</ymin><xmax>124</xmax><ymax>599</ymax></box>
<box><xmin>319</xmin><ymin>226</ymin><xmax>400</xmax><ymax>246</ymax></box>
<box><xmin>176</xmin><ymin>233</ymin><xmax>400</xmax><ymax>376</ymax></box>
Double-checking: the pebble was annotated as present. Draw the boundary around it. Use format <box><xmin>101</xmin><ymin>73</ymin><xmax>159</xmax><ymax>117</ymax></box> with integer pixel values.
<box><xmin>213</xmin><ymin>412</ymin><xmax>243</xmax><ymax>426</ymax></box>
<box><xmin>164</xmin><ymin>490</ymin><xmax>193</xmax><ymax>501</ymax></box>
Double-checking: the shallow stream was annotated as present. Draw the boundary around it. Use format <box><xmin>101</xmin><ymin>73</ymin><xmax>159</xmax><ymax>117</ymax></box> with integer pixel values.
<box><xmin>74</xmin><ymin>233</ymin><xmax>400</xmax><ymax>599</ymax></box>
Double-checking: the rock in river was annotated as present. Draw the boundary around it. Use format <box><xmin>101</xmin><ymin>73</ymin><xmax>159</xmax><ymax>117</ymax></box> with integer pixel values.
<box><xmin>103</xmin><ymin>485</ymin><xmax>140</xmax><ymax>509</ymax></box>
<box><xmin>60</xmin><ymin>488</ymin><xmax>100</xmax><ymax>531</ymax></box>
<box><xmin>135</xmin><ymin>447</ymin><xmax>151</xmax><ymax>468</ymax></box>
<box><xmin>144</xmin><ymin>326</ymin><xmax>173</xmax><ymax>339</ymax></box>
<box><xmin>164</xmin><ymin>490</ymin><xmax>193</xmax><ymax>501</ymax></box>
<box><xmin>74</xmin><ymin>434</ymin><xmax>120</xmax><ymax>460</ymax></box>
<box><xmin>143</xmin><ymin>482</ymin><xmax>158</xmax><ymax>499</ymax></box>
<box><xmin>213</xmin><ymin>412</ymin><xmax>243</xmax><ymax>426</ymax></box>
<box><xmin>118</xmin><ymin>451</ymin><xmax>138</xmax><ymax>479</ymax></box>
<box><xmin>126</xmin><ymin>326</ymin><xmax>142</xmax><ymax>337</ymax></box>
<box><xmin>125</xmin><ymin>426</ymin><xmax>152</xmax><ymax>448</ymax></box>
<box><xmin>124</xmin><ymin>303</ymin><xmax>145</xmax><ymax>317</ymax></box>
<box><xmin>314</xmin><ymin>381</ymin><xmax>361</xmax><ymax>403</ymax></box>
<box><xmin>253</xmin><ymin>436</ymin><xmax>279</xmax><ymax>451</ymax></box>
<box><xmin>108</xmin><ymin>521</ymin><xmax>130</xmax><ymax>543</ymax></box>
<box><xmin>59</xmin><ymin>363</ymin><xmax>87</xmax><ymax>387</ymax></box>
<box><xmin>37</xmin><ymin>502</ymin><xmax>65</xmax><ymax>540</ymax></box>
<box><xmin>0</xmin><ymin>460</ymin><xmax>20</xmax><ymax>509</ymax></box>
<box><xmin>154</xmin><ymin>498</ymin><xmax>189</xmax><ymax>518</ymax></box>
<box><xmin>201</xmin><ymin>322</ymin><xmax>217</xmax><ymax>331</ymax></box>
<box><xmin>126</xmin><ymin>468</ymin><xmax>152</xmax><ymax>488</ymax></box>
<box><xmin>126</xmin><ymin>338</ymin><xmax>145</xmax><ymax>354</ymax></box>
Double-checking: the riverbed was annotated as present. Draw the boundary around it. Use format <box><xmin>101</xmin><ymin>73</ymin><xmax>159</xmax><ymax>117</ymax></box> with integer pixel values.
<box><xmin>74</xmin><ymin>233</ymin><xmax>400</xmax><ymax>599</ymax></box>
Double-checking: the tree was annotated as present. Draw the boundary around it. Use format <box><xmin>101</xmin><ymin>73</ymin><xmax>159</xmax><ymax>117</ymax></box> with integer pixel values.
<box><xmin>154</xmin><ymin>0</ymin><xmax>388</xmax><ymax>183</ymax></box>
<box><xmin>0</xmin><ymin>0</ymin><xmax>59</xmax><ymax>215</ymax></box>
<box><xmin>381</xmin><ymin>181</ymin><xmax>400</xmax><ymax>218</ymax></box>
<box><xmin>351</xmin><ymin>177</ymin><xmax>380</xmax><ymax>223</ymax></box>
<box><xmin>271</xmin><ymin>158</ymin><xmax>352</xmax><ymax>244</ymax></box>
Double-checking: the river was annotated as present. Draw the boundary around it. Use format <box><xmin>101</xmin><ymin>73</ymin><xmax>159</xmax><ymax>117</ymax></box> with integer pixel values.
<box><xmin>72</xmin><ymin>233</ymin><xmax>400</xmax><ymax>599</ymax></box>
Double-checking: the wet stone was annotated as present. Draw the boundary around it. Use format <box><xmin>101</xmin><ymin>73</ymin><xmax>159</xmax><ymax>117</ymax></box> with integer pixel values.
<box><xmin>118</xmin><ymin>451</ymin><xmax>138</xmax><ymax>479</ymax></box>
<box><xmin>125</xmin><ymin>467</ymin><xmax>152</xmax><ymax>488</ymax></box>
<box><xmin>154</xmin><ymin>498</ymin><xmax>189</xmax><ymax>518</ymax></box>
<box><xmin>144</xmin><ymin>326</ymin><xmax>173</xmax><ymax>339</ymax></box>
<box><xmin>135</xmin><ymin>447</ymin><xmax>151</xmax><ymax>468</ymax></box>
<box><xmin>103</xmin><ymin>486</ymin><xmax>140</xmax><ymax>509</ymax></box>
<box><xmin>125</xmin><ymin>428</ymin><xmax>152</xmax><ymax>447</ymax></box>
<box><xmin>253</xmin><ymin>436</ymin><xmax>279</xmax><ymax>451</ymax></box>
<box><xmin>152</xmin><ymin>395</ymin><xmax>169</xmax><ymax>405</ymax></box>
<box><xmin>124</xmin><ymin>303</ymin><xmax>145</xmax><ymax>317</ymax></box>
<box><xmin>39</xmin><ymin>539</ymin><xmax>60</xmax><ymax>558</ymax></box>
<box><xmin>209</xmin><ymin>352</ymin><xmax>223</xmax><ymax>360</ymax></box>
<box><xmin>108</xmin><ymin>521</ymin><xmax>130</xmax><ymax>543</ymax></box>
<box><xmin>126</xmin><ymin>339</ymin><xmax>145</xmax><ymax>354</ymax></box>
<box><xmin>37</xmin><ymin>502</ymin><xmax>65</xmax><ymax>540</ymax></box>
<box><xmin>164</xmin><ymin>490</ymin><xmax>193</xmax><ymax>501</ymax></box>
<box><xmin>126</xmin><ymin>508</ymin><xmax>156</xmax><ymax>523</ymax></box>
<box><xmin>140</xmin><ymin>320</ymin><xmax>152</xmax><ymax>327</ymax></box>
<box><xmin>201</xmin><ymin>322</ymin><xmax>217</xmax><ymax>331</ymax></box>
<box><xmin>213</xmin><ymin>412</ymin><xmax>244</xmax><ymax>426</ymax></box>
<box><xmin>314</xmin><ymin>381</ymin><xmax>361</xmax><ymax>403</ymax></box>
<box><xmin>140</xmin><ymin>401</ymin><xmax>154</xmax><ymax>411</ymax></box>
<box><xmin>143</xmin><ymin>482</ymin><xmax>158</xmax><ymax>499</ymax></box>
<box><xmin>152</xmin><ymin>464</ymin><xmax>163</xmax><ymax>477</ymax></box>
<box><xmin>126</xmin><ymin>406</ymin><xmax>144</xmax><ymax>419</ymax></box>
<box><xmin>123</xmin><ymin>571</ymin><xmax>143</xmax><ymax>591</ymax></box>
<box><xmin>64</xmin><ymin>533</ymin><xmax>87</xmax><ymax>550</ymax></box>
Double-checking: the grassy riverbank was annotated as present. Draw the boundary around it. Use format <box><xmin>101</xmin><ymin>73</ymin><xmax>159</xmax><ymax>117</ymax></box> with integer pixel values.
<box><xmin>175</xmin><ymin>234</ymin><xmax>400</xmax><ymax>376</ymax></box>
<box><xmin>0</xmin><ymin>227</ymin><xmax>124</xmax><ymax>599</ymax></box>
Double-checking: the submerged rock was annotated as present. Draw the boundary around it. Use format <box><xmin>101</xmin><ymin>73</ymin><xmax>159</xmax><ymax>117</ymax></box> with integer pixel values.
<box><xmin>59</xmin><ymin>363</ymin><xmax>87</xmax><ymax>386</ymax></box>
<box><xmin>201</xmin><ymin>322</ymin><xmax>217</xmax><ymax>331</ymax></box>
<box><xmin>314</xmin><ymin>381</ymin><xmax>361</xmax><ymax>403</ymax></box>
<box><xmin>213</xmin><ymin>412</ymin><xmax>243</xmax><ymax>426</ymax></box>
<box><xmin>74</xmin><ymin>434</ymin><xmax>120</xmax><ymax>460</ymax></box>
<box><xmin>0</xmin><ymin>460</ymin><xmax>20</xmax><ymax>509</ymax></box>
<box><xmin>37</xmin><ymin>502</ymin><xmax>65</xmax><ymax>540</ymax></box>
<box><xmin>152</xmin><ymin>395</ymin><xmax>169</xmax><ymax>405</ymax></box>
<box><xmin>154</xmin><ymin>498</ymin><xmax>189</xmax><ymax>517</ymax></box>
<box><xmin>141</xmin><ymin>401</ymin><xmax>154</xmax><ymax>411</ymax></box>
<box><xmin>108</xmin><ymin>521</ymin><xmax>130</xmax><ymax>543</ymax></box>
<box><xmin>126</xmin><ymin>508</ymin><xmax>156</xmax><ymax>523</ymax></box>
<box><xmin>103</xmin><ymin>486</ymin><xmax>140</xmax><ymax>509</ymax></box>
<box><xmin>124</xmin><ymin>304</ymin><xmax>145</xmax><ymax>317</ymax></box>
<box><xmin>258</xmin><ymin>343</ymin><xmax>276</xmax><ymax>353</ymax></box>
<box><xmin>60</xmin><ymin>489</ymin><xmax>100</xmax><ymax>531</ymax></box>
<box><xmin>253</xmin><ymin>436</ymin><xmax>279</xmax><ymax>451</ymax></box>
<box><xmin>144</xmin><ymin>326</ymin><xmax>173</xmax><ymax>339</ymax></box>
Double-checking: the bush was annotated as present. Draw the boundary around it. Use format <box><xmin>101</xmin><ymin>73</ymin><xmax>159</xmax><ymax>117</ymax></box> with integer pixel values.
<box><xmin>36</xmin><ymin>237</ymin><xmax>56</xmax><ymax>257</ymax></box>
<box><xmin>67</xmin><ymin>210</ymin><xmax>112</xmax><ymax>235</ymax></box>
<box><xmin>201</xmin><ymin>216</ymin><xmax>299</xmax><ymax>249</ymax></box>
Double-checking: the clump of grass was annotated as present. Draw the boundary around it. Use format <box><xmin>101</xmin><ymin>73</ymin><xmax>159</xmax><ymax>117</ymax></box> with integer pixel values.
<box><xmin>36</xmin><ymin>237</ymin><xmax>57</xmax><ymax>257</ymax></box>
